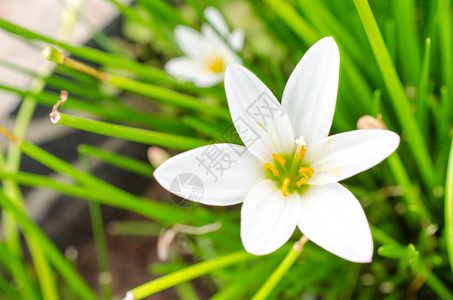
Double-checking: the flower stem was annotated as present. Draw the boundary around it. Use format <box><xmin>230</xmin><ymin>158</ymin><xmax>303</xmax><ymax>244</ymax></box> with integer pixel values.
<box><xmin>128</xmin><ymin>251</ymin><xmax>254</xmax><ymax>299</ymax></box>
<box><xmin>445</xmin><ymin>137</ymin><xmax>453</xmax><ymax>276</ymax></box>
<box><xmin>252</xmin><ymin>236</ymin><xmax>309</xmax><ymax>300</ymax></box>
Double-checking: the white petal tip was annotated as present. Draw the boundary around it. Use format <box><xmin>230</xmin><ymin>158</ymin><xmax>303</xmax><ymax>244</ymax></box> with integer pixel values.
<box><xmin>354</xmin><ymin>255</ymin><xmax>373</xmax><ymax>264</ymax></box>
<box><xmin>243</xmin><ymin>244</ymin><xmax>273</xmax><ymax>256</ymax></box>
<box><xmin>203</xmin><ymin>6</ymin><xmax>218</xmax><ymax>17</ymax></box>
<box><xmin>336</xmin><ymin>250</ymin><xmax>373</xmax><ymax>264</ymax></box>
<box><xmin>122</xmin><ymin>291</ymin><xmax>134</xmax><ymax>300</ymax></box>
<box><xmin>383</xmin><ymin>130</ymin><xmax>401</xmax><ymax>153</ymax></box>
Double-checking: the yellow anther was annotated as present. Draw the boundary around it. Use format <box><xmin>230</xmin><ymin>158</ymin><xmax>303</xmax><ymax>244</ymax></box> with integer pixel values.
<box><xmin>272</xmin><ymin>153</ymin><xmax>286</xmax><ymax>166</ymax></box>
<box><xmin>281</xmin><ymin>177</ymin><xmax>290</xmax><ymax>197</ymax></box>
<box><xmin>298</xmin><ymin>167</ymin><xmax>314</xmax><ymax>177</ymax></box>
<box><xmin>296</xmin><ymin>175</ymin><xmax>309</xmax><ymax>188</ymax></box>
<box><xmin>264</xmin><ymin>163</ymin><xmax>279</xmax><ymax>176</ymax></box>
<box><xmin>297</xmin><ymin>146</ymin><xmax>306</xmax><ymax>160</ymax></box>
<box><xmin>296</xmin><ymin>167</ymin><xmax>315</xmax><ymax>187</ymax></box>
<box><xmin>206</xmin><ymin>55</ymin><xmax>225</xmax><ymax>73</ymax></box>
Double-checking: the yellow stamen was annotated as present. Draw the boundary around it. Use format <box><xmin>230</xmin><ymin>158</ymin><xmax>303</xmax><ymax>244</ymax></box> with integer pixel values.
<box><xmin>298</xmin><ymin>167</ymin><xmax>314</xmax><ymax>177</ymax></box>
<box><xmin>264</xmin><ymin>163</ymin><xmax>279</xmax><ymax>176</ymax></box>
<box><xmin>296</xmin><ymin>175</ymin><xmax>309</xmax><ymax>188</ymax></box>
<box><xmin>297</xmin><ymin>146</ymin><xmax>306</xmax><ymax>160</ymax></box>
<box><xmin>272</xmin><ymin>153</ymin><xmax>286</xmax><ymax>166</ymax></box>
<box><xmin>206</xmin><ymin>56</ymin><xmax>225</xmax><ymax>73</ymax></box>
<box><xmin>282</xmin><ymin>177</ymin><xmax>290</xmax><ymax>197</ymax></box>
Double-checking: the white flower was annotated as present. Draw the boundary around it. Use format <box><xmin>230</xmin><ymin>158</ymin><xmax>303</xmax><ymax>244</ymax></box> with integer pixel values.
<box><xmin>165</xmin><ymin>7</ymin><xmax>243</xmax><ymax>87</ymax></box>
<box><xmin>155</xmin><ymin>37</ymin><xmax>400</xmax><ymax>263</ymax></box>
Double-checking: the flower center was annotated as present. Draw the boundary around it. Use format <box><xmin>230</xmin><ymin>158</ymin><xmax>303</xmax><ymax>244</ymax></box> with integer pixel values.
<box><xmin>205</xmin><ymin>54</ymin><xmax>225</xmax><ymax>73</ymax></box>
<box><xmin>263</xmin><ymin>138</ymin><xmax>315</xmax><ymax>197</ymax></box>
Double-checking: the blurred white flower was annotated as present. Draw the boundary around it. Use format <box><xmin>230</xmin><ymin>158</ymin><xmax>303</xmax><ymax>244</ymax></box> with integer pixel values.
<box><xmin>155</xmin><ymin>37</ymin><xmax>400</xmax><ymax>263</ymax></box>
<box><xmin>0</xmin><ymin>99</ymin><xmax>19</xmax><ymax>118</ymax></box>
<box><xmin>165</xmin><ymin>7</ymin><xmax>243</xmax><ymax>87</ymax></box>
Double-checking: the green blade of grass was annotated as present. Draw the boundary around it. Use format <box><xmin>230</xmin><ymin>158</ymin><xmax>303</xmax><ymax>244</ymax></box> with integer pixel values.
<box><xmin>0</xmin><ymin>83</ymin><xmax>189</xmax><ymax>133</ymax></box>
<box><xmin>0</xmin><ymin>18</ymin><xmax>178</xmax><ymax>85</ymax></box>
<box><xmin>0</xmin><ymin>170</ymin><xmax>205</xmax><ymax>225</ymax></box>
<box><xmin>353</xmin><ymin>0</ymin><xmax>437</xmax><ymax>189</ymax></box>
<box><xmin>263</xmin><ymin>0</ymin><xmax>318</xmax><ymax>45</ymax></box>
<box><xmin>0</xmin><ymin>190</ymin><xmax>98</xmax><ymax>300</ymax></box>
<box><xmin>54</xmin><ymin>113</ymin><xmax>210</xmax><ymax>150</ymax></box>
<box><xmin>445</xmin><ymin>137</ymin><xmax>453</xmax><ymax>275</ymax></box>
<box><xmin>108</xmin><ymin>76</ymin><xmax>230</xmax><ymax>120</ymax></box>
<box><xmin>129</xmin><ymin>251</ymin><xmax>253</xmax><ymax>299</ymax></box>
<box><xmin>78</xmin><ymin>144</ymin><xmax>155</xmax><ymax>178</ymax></box>
<box><xmin>392</xmin><ymin>0</ymin><xmax>421</xmax><ymax>83</ymax></box>
<box><xmin>251</xmin><ymin>237</ymin><xmax>308</xmax><ymax>300</ymax></box>
<box><xmin>0</xmin><ymin>242</ymin><xmax>41</xmax><ymax>300</ymax></box>
<box><xmin>78</xmin><ymin>154</ymin><xmax>113</xmax><ymax>300</ymax></box>
<box><xmin>416</xmin><ymin>38</ymin><xmax>432</xmax><ymax>133</ymax></box>
<box><xmin>437</xmin><ymin>0</ymin><xmax>453</xmax><ymax>107</ymax></box>
<box><xmin>1</xmin><ymin>71</ymin><xmax>60</xmax><ymax>300</ymax></box>
<box><xmin>0</xmin><ymin>127</ymin><xmax>214</xmax><ymax>225</ymax></box>
<box><xmin>386</xmin><ymin>153</ymin><xmax>431</xmax><ymax>224</ymax></box>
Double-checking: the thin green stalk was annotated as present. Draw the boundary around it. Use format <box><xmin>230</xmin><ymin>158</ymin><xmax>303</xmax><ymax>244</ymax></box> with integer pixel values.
<box><xmin>393</xmin><ymin>0</ymin><xmax>421</xmax><ymax>83</ymax></box>
<box><xmin>129</xmin><ymin>251</ymin><xmax>253</xmax><ymax>299</ymax></box>
<box><xmin>445</xmin><ymin>137</ymin><xmax>453</xmax><ymax>275</ymax></box>
<box><xmin>78</xmin><ymin>144</ymin><xmax>154</xmax><ymax>178</ymax></box>
<box><xmin>264</xmin><ymin>0</ymin><xmax>373</xmax><ymax>116</ymax></box>
<box><xmin>54</xmin><ymin>113</ymin><xmax>210</xmax><ymax>150</ymax></box>
<box><xmin>386</xmin><ymin>153</ymin><xmax>431</xmax><ymax>224</ymax></box>
<box><xmin>27</xmin><ymin>237</ymin><xmax>59</xmax><ymax>300</ymax></box>
<box><xmin>252</xmin><ymin>236</ymin><xmax>309</xmax><ymax>300</ymax></box>
<box><xmin>182</xmin><ymin>116</ymin><xmax>225</xmax><ymax>142</ymax></box>
<box><xmin>43</xmin><ymin>47</ymin><xmax>229</xmax><ymax>119</ymax></box>
<box><xmin>0</xmin><ymin>83</ymin><xmax>189</xmax><ymax>133</ymax></box>
<box><xmin>424</xmin><ymin>269</ymin><xmax>453</xmax><ymax>299</ymax></box>
<box><xmin>79</xmin><ymin>154</ymin><xmax>112</xmax><ymax>300</ymax></box>
<box><xmin>0</xmin><ymin>170</ymin><xmax>203</xmax><ymax>225</ymax></box>
<box><xmin>0</xmin><ymin>239</ymin><xmax>40</xmax><ymax>300</ymax></box>
<box><xmin>0</xmin><ymin>190</ymin><xmax>98</xmax><ymax>300</ymax></box>
<box><xmin>175</xmin><ymin>282</ymin><xmax>200</xmax><ymax>300</ymax></box>
<box><xmin>416</xmin><ymin>38</ymin><xmax>432</xmax><ymax>132</ymax></box>
<box><xmin>0</xmin><ymin>18</ymin><xmax>176</xmax><ymax>85</ymax></box>
<box><xmin>353</xmin><ymin>0</ymin><xmax>437</xmax><ymax>190</ymax></box>
<box><xmin>2</xmin><ymin>71</ymin><xmax>59</xmax><ymax>299</ymax></box>
<box><xmin>0</xmin><ymin>126</ymin><xmax>214</xmax><ymax>225</ymax></box>
<box><xmin>437</xmin><ymin>0</ymin><xmax>453</xmax><ymax>107</ymax></box>
<box><xmin>0</xmin><ymin>272</ymin><xmax>19</xmax><ymax>298</ymax></box>
<box><xmin>263</xmin><ymin>0</ymin><xmax>318</xmax><ymax>45</ymax></box>
<box><xmin>108</xmin><ymin>76</ymin><xmax>229</xmax><ymax>120</ymax></box>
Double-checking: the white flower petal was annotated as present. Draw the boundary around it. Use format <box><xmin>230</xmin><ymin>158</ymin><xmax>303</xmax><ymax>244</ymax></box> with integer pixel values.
<box><xmin>229</xmin><ymin>29</ymin><xmax>244</xmax><ymax>52</ymax></box>
<box><xmin>165</xmin><ymin>57</ymin><xmax>223</xmax><ymax>87</ymax></box>
<box><xmin>225</xmin><ymin>64</ymin><xmax>295</xmax><ymax>162</ymax></box>
<box><xmin>203</xmin><ymin>7</ymin><xmax>229</xmax><ymax>37</ymax></box>
<box><xmin>154</xmin><ymin>144</ymin><xmax>263</xmax><ymax>206</ymax></box>
<box><xmin>281</xmin><ymin>37</ymin><xmax>340</xmax><ymax>146</ymax></box>
<box><xmin>298</xmin><ymin>183</ymin><xmax>373</xmax><ymax>263</ymax></box>
<box><xmin>200</xmin><ymin>24</ymin><xmax>234</xmax><ymax>56</ymax></box>
<box><xmin>305</xmin><ymin>129</ymin><xmax>400</xmax><ymax>185</ymax></box>
<box><xmin>174</xmin><ymin>26</ymin><xmax>210</xmax><ymax>58</ymax></box>
<box><xmin>241</xmin><ymin>180</ymin><xmax>300</xmax><ymax>255</ymax></box>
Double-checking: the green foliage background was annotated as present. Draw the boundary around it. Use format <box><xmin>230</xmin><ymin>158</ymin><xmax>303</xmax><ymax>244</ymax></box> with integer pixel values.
<box><xmin>0</xmin><ymin>0</ymin><xmax>453</xmax><ymax>299</ymax></box>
